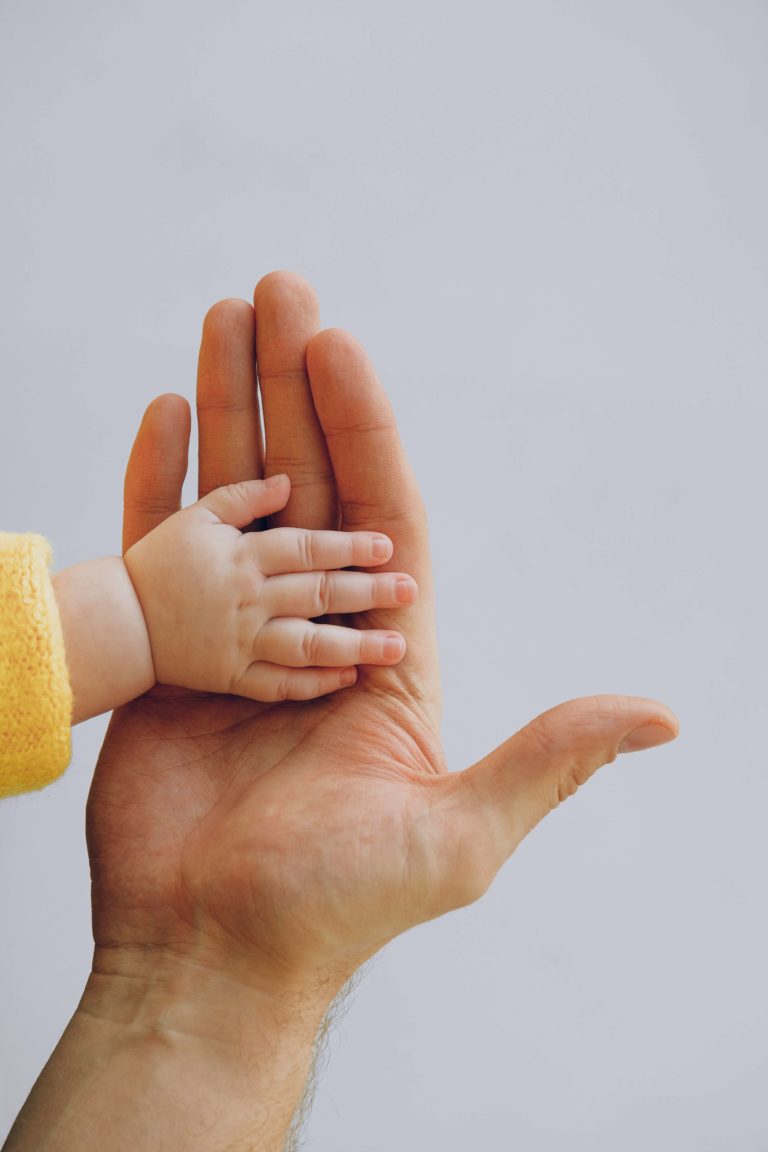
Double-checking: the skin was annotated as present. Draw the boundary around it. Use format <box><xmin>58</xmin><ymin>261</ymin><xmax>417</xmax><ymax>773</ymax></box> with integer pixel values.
<box><xmin>53</xmin><ymin>474</ymin><xmax>419</xmax><ymax>722</ymax></box>
<box><xmin>4</xmin><ymin>272</ymin><xmax>679</xmax><ymax>1152</ymax></box>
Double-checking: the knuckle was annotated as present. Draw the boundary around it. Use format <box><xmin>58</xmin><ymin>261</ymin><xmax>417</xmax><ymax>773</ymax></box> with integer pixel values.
<box><xmin>251</xmin><ymin>624</ymin><xmax>264</xmax><ymax>660</ymax></box>
<box><xmin>298</xmin><ymin>530</ymin><xmax>315</xmax><ymax>570</ymax></box>
<box><xmin>123</xmin><ymin>494</ymin><xmax>174</xmax><ymax>516</ymax></box>
<box><xmin>300</xmin><ymin>626</ymin><xmax>318</xmax><ymax>666</ymax></box>
<box><xmin>555</xmin><ymin>756</ymin><xmax>601</xmax><ymax>808</ymax></box>
<box><xmin>524</xmin><ymin>716</ymin><xmax>560</xmax><ymax>758</ymax></box>
<box><xmin>555</xmin><ymin>770</ymin><xmax>580</xmax><ymax>807</ymax></box>
<box><xmin>314</xmin><ymin>572</ymin><xmax>331</xmax><ymax>616</ymax></box>
<box><xmin>272</xmin><ymin>673</ymin><xmax>292</xmax><ymax>702</ymax></box>
<box><xmin>555</xmin><ymin>764</ymin><xmax>584</xmax><ymax>806</ymax></box>
<box><xmin>225</xmin><ymin>480</ymin><xmax>251</xmax><ymax>506</ymax></box>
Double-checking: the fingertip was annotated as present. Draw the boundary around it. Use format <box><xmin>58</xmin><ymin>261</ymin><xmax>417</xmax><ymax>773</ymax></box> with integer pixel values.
<box><xmin>265</xmin><ymin>472</ymin><xmax>291</xmax><ymax>490</ymax></box>
<box><xmin>394</xmin><ymin>575</ymin><xmax>418</xmax><ymax>604</ymax></box>
<box><xmin>201</xmin><ymin>477</ymin><xmax>292</xmax><ymax>528</ymax></box>
<box><xmin>618</xmin><ymin>719</ymin><xmax>679</xmax><ymax>754</ymax></box>
<box><xmin>371</xmin><ymin>534</ymin><xmax>394</xmax><ymax>561</ymax></box>
<box><xmin>256</xmin><ymin>474</ymin><xmax>291</xmax><ymax>517</ymax></box>
<box><xmin>306</xmin><ymin>327</ymin><xmax>366</xmax><ymax>380</ymax></box>
<box><xmin>201</xmin><ymin>298</ymin><xmax>254</xmax><ymax>341</ymax></box>
<box><xmin>123</xmin><ymin>393</ymin><xmax>191</xmax><ymax>550</ymax></box>
<box><xmin>146</xmin><ymin>391</ymin><xmax>190</xmax><ymax>416</ymax></box>
<box><xmin>254</xmin><ymin>270</ymin><xmax>319</xmax><ymax>314</ymax></box>
<box><xmin>138</xmin><ymin>393</ymin><xmax>191</xmax><ymax>440</ymax></box>
<box><xmin>382</xmin><ymin>633</ymin><xmax>406</xmax><ymax>662</ymax></box>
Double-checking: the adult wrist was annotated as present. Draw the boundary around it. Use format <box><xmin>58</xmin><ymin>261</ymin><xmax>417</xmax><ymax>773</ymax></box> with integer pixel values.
<box><xmin>86</xmin><ymin>940</ymin><xmax>338</xmax><ymax>1049</ymax></box>
<box><xmin>5</xmin><ymin>946</ymin><xmax>340</xmax><ymax>1152</ymax></box>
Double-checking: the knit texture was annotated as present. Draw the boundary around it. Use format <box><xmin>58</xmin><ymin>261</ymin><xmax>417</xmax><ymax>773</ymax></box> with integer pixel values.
<box><xmin>0</xmin><ymin>532</ymin><xmax>72</xmax><ymax>797</ymax></box>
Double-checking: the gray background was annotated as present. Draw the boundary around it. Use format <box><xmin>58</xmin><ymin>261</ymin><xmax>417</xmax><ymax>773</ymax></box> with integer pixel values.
<box><xmin>1</xmin><ymin>0</ymin><xmax>766</xmax><ymax>1147</ymax></box>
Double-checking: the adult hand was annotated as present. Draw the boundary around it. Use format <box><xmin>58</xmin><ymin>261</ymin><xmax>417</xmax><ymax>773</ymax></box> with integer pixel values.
<box><xmin>101</xmin><ymin>272</ymin><xmax>677</xmax><ymax>990</ymax></box>
<box><xmin>4</xmin><ymin>273</ymin><xmax>677</xmax><ymax>1152</ymax></box>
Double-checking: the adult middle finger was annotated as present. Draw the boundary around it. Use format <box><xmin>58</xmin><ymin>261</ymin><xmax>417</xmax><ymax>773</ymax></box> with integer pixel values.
<box><xmin>254</xmin><ymin>271</ymin><xmax>338</xmax><ymax>531</ymax></box>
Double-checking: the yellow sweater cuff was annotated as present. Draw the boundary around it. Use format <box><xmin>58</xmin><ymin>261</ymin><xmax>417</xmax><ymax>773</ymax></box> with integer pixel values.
<box><xmin>0</xmin><ymin>532</ymin><xmax>73</xmax><ymax>797</ymax></box>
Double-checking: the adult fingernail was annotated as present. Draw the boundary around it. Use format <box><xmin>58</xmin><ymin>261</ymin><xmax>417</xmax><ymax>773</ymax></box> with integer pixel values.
<box><xmin>618</xmin><ymin>722</ymin><xmax>677</xmax><ymax>754</ymax></box>
<box><xmin>265</xmin><ymin>473</ymin><xmax>288</xmax><ymax>488</ymax></box>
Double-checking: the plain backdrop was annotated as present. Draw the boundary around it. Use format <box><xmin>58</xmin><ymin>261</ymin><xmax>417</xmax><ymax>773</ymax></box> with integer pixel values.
<box><xmin>1</xmin><ymin>1</ymin><xmax>767</xmax><ymax>1147</ymax></box>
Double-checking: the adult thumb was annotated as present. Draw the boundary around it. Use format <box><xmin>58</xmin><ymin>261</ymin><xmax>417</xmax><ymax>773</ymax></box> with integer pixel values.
<box><xmin>436</xmin><ymin>694</ymin><xmax>679</xmax><ymax>908</ymax></box>
<box><xmin>197</xmin><ymin>475</ymin><xmax>291</xmax><ymax>528</ymax></box>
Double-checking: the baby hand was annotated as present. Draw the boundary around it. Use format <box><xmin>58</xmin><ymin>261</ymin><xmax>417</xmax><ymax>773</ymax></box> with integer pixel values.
<box><xmin>123</xmin><ymin>474</ymin><xmax>418</xmax><ymax>701</ymax></box>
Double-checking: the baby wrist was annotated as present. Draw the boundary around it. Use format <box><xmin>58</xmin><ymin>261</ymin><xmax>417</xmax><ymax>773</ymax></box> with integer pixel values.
<box><xmin>53</xmin><ymin>556</ymin><xmax>156</xmax><ymax>722</ymax></box>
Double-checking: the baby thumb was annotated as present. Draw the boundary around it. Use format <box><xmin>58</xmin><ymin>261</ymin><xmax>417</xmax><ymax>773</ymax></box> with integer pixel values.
<box><xmin>431</xmin><ymin>694</ymin><xmax>678</xmax><ymax>911</ymax></box>
<box><xmin>198</xmin><ymin>475</ymin><xmax>291</xmax><ymax>528</ymax></box>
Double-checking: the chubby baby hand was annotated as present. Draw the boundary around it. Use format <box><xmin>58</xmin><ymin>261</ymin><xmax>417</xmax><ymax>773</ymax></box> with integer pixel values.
<box><xmin>123</xmin><ymin>474</ymin><xmax>418</xmax><ymax>701</ymax></box>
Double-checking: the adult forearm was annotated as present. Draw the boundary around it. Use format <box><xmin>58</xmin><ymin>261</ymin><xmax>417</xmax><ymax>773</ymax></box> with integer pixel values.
<box><xmin>4</xmin><ymin>950</ymin><xmax>334</xmax><ymax>1152</ymax></box>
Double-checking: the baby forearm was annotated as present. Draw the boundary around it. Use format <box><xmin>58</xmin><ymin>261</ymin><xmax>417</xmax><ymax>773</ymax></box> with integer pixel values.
<box><xmin>52</xmin><ymin>558</ymin><xmax>154</xmax><ymax>723</ymax></box>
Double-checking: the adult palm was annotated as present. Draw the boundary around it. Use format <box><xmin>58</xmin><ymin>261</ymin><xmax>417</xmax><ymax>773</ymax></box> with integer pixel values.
<box><xmin>87</xmin><ymin>273</ymin><xmax>677</xmax><ymax>996</ymax></box>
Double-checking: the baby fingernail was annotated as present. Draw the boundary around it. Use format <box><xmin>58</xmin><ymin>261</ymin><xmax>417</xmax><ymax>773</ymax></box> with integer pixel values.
<box><xmin>394</xmin><ymin>577</ymin><xmax>414</xmax><ymax>602</ymax></box>
<box><xmin>383</xmin><ymin>635</ymin><xmax>405</xmax><ymax>659</ymax></box>
<box><xmin>371</xmin><ymin>536</ymin><xmax>391</xmax><ymax>559</ymax></box>
<box><xmin>341</xmin><ymin>668</ymin><xmax>357</xmax><ymax>686</ymax></box>
<box><xmin>265</xmin><ymin>473</ymin><xmax>288</xmax><ymax>488</ymax></box>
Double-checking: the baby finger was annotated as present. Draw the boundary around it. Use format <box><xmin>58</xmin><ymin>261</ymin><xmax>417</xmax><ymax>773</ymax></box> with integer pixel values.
<box><xmin>236</xmin><ymin>662</ymin><xmax>358</xmax><ymax>702</ymax></box>
<box><xmin>263</xmin><ymin>570</ymin><xmax>418</xmax><ymax>618</ymax></box>
<box><xmin>255</xmin><ymin>618</ymin><xmax>407</xmax><ymax>667</ymax></box>
<box><xmin>253</xmin><ymin>527</ymin><xmax>394</xmax><ymax>575</ymax></box>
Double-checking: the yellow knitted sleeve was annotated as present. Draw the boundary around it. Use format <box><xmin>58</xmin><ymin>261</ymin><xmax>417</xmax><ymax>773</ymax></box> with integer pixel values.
<box><xmin>0</xmin><ymin>532</ymin><xmax>73</xmax><ymax>797</ymax></box>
